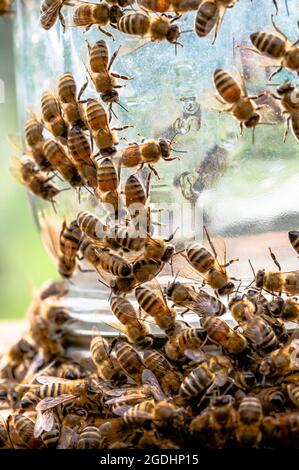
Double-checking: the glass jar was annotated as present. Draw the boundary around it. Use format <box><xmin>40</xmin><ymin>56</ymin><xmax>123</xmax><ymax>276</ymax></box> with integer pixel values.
<box><xmin>14</xmin><ymin>0</ymin><xmax>299</xmax><ymax>354</ymax></box>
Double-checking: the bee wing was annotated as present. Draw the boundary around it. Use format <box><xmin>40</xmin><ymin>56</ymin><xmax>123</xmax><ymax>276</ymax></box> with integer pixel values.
<box><xmin>214</xmin><ymin>370</ymin><xmax>229</xmax><ymax>388</ymax></box>
<box><xmin>34</xmin><ymin>409</ymin><xmax>55</xmax><ymax>438</ymax></box>
<box><xmin>7</xmin><ymin>133</ymin><xmax>23</xmax><ymax>152</ymax></box>
<box><xmin>102</xmin><ymin>319</ymin><xmax>127</xmax><ymax>336</ymax></box>
<box><xmin>36</xmin><ymin>394</ymin><xmax>78</xmax><ymax>411</ymax></box>
<box><xmin>22</xmin><ymin>351</ymin><xmax>45</xmax><ymax>384</ymax></box>
<box><xmin>106</xmin><ymin>393</ymin><xmax>146</xmax><ymax>405</ymax></box>
<box><xmin>171</xmin><ymin>252</ymin><xmax>205</xmax><ymax>283</ymax></box>
<box><xmin>112</xmin><ymin>405</ymin><xmax>131</xmax><ymax>416</ymax></box>
<box><xmin>189</xmin><ymin>289</ymin><xmax>225</xmax><ymax>317</ymax></box>
<box><xmin>57</xmin><ymin>425</ymin><xmax>79</xmax><ymax>449</ymax></box>
<box><xmin>36</xmin><ymin>375</ymin><xmax>73</xmax><ymax>385</ymax></box>
<box><xmin>9</xmin><ymin>155</ymin><xmax>25</xmax><ymax>185</ymax></box>
<box><xmin>40</xmin><ymin>214</ymin><xmax>61</xmax><ymax>261</ymax></box>
<box><xmin>141</xmin><ymin>369</ymin><xmax>167</xmax><ymax>401</ymax></box>
<box><xmin>184</xmin><ymin>348</ymin><xmax>207</xmax><ymax>362</ymax></box>
<box><xmin>117</xmin><ymin>38</ymin><xmax>151</xmax><ymax>57</ymax></box>
<box><xmin>147</xmin><ymin>278</ymin><xmax>173</xmax><ymax>314</ymax></box>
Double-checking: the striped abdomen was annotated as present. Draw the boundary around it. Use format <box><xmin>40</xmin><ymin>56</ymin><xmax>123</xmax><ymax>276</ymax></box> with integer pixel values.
<box><xmin>59</xmin><ymin>220</ymin><xmax>82</xmax><ymax>258</ymax></box>
<box><xmin>250</xmin><ymin>32</ymin><xmax>286</xmax><ymax>58</ymax></box>
<box><xmin>68</xmin><ymin>128</ymin><xmax>92</xmax><ymax>162</ymax></box>
<box><xmin>135</xmin><ymin>286</ymin><xmax>165</xmax><ymax>317</ymax></box>
<box><xmin>195</xmin><ymin>0</ymin><xmax>218</xmax><ymax>37</ymax></box>
<box><xmin>113</xmin><ymin>342</ymin><xmax>144</xmax><ymax>382</ymax></box>
<box><xmin>41</xmin><ymin>418</ymin><xmax>60</xmax><ymax>448</ymax></box>
<box><xmin>186</xmin><ymin>243</ymin><xmax>215</xmax><ymax>273</ymax></box>
<box><xmin>122</xmin><ymin>401</ymin><xmax>154</xmax><ymax>425</ymax></box>
<box><xmin>110</xmin><ymin>296</ymin><xmax>139</xmax><ymax>324</ymax></box>
<box><xmin>97</xmin><ymin>157</ymin><xmax>118</xmax><ymax>192</ymax></box>
<box><xmin>238</xmin><ymin>397</ymin><xmax>263</xmax><ymax>425</ymax></box>
<box><xmin>111</xmin><ymin>226</ymin><xmax>145</xmax><ymax>252</ymax></box>
<box><xmin>43</xmin><ymin>139</ymin><xmax>82</xmax><ymax>186</ymax></box>
<box><xmin>85</xmin><ymin>99</ymin><xmax>108</xmax><ymax>131</ymax></box>
<box><xmin>77</xmin><ymin>211</ymin><xmax>106</xmax><ymax>241</ymax></box>
<box><xmin>117</xmin><ymin>13</ymin><xmax>151</xmax><ymax>36</ymax></box>
<box><xmin>13</xmin><ymin>414</ymin><xmax>35</xmax><ymax>448</ymax></box>
<box><xmin>36</xmin><ymin>382</ymin><xmax>66</xmax><ymax>399</ymax></box>
<box><xmin>58</xmin><ymin>73</ymin><xmax>77</xmax><ymax>103</ymax></box>
<box><xmin>213</xmin><ymin>69</ymin><xmax>241</xmax><ymax>103</ymax></box>
<box><xmin>289</xmin><ymin>230</ymin><xmax>299</xmax><ymax>255</ymax></box>
<box><xmin>125</xmin><ymin>174</ymin><xmax>147</xmax><ymax>207</ymax></box>
<box><xmin>98</xmin><ymin>249</ymin><xmax>132</xmax><ymax>277</ymax></box>
<box><xmin>41</xmin><ymin>92</ymin><xmax>62</xmax><ymax>122</ymax></box>
<box><xmin>77</xmin><ymin>425</ymin><xmax>102</xmax><ymax>449</ymax></box>
<box><xmin>177</xmin><ymin>327</ymin><xmax>207</xmax><ymax>351</ymax></box>
<box><xmin>40</xmin><ymin>0</ymin><xmax>62</xmax><ymax>30</ymax></box>
<box><xmin>89</xmin><ymin>40</ymin><xmax>109</xmax><ymax>72</ymax></box>
<box><xmin>179</xmin><ymin>363</ymin><xmax>214</xmax><ymax>398</ymax></box>
<box><xmin>133</xmin><ymin>258</ymin><xmax>163</xmax><ymax>283</ymax></box>
<box><xmin>24</xmin><ymin>117</ymin><xmax>43</xmax><ymax>147</ymax></box>
<box><xmin>143</xmin><ymin>349</ymin><xmax>172</xmax><ymax>374</ymax></box>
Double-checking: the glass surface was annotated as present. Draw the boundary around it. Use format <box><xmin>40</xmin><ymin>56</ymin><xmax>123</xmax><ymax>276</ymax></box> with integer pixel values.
<box><xmin>13</xmin><ymin>0</ymin><xmax>299</xmax><ymax>349</ymax></box>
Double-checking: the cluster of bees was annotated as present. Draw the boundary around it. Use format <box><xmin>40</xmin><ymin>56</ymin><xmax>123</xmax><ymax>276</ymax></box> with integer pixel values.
<box><xmin>3</xmin><ymin>0</ymin><xmax>299</xmax><ymax>450</ymax></box>
<box><xmin>1</xmin><ymin>231</ymin><xmax>299</xmax><ymax>449</ymax></box>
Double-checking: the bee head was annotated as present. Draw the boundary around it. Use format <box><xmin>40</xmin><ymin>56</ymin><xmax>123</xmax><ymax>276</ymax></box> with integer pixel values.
<box><xmin>161</xmin><ymin>244</ymin><xmax>175</xmax><ymax>262</ymax></box>
<box><xmin>165</xmin><ymin>282</ymin><xmax>180</xmax><ymax>298</ymax></box>
<box><xmin>277</xmin><ymin>82</ymin><xmax>294</xmax><ymax>96</ymax></box>
<box><xmin>244</xmin><ymin>113</ymin><xmax>260</xmax><ymax>128</ymax></box>
<box><xmin>109</xmin><ymin>5</ymin><xmax>122</xmax><ymax>24</ymax></box>
<box><xmin>267</xmin><ymin>297</ymin><xmax>284</xmax><ymax>317</ymax></box>
<box><xmin>166</xmin><ymin>24</ymin><xmax>180</xmax><ymax>44</ymax></box>
<box><xmin>228</xmin><ymin>295</ymin><xmax>242</xmax><ymax>310</ymax></box>
<box><xmin>255</xmin><ymin>269</ymin><xmax>265</xmax><ymax>288</ymax></box>
<box><xmin>158</xmin><ymin>138</ymin><xmax>171</xmax><ymax>159</ymax></box>
<box><xmin>101</xmin><ymin>90</ymin><xmax>119</xmax><ymax>104</ymax></box>
<box><xmin>218</xmin><ymin>282</ymin><xmax>235</xmax><ymax>296</ymax></box>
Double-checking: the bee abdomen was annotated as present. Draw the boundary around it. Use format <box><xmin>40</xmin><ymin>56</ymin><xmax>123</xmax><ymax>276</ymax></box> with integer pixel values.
<box><xmin>77</xmin><ymin>425</ymin><xmax>102</xmax><ymax>449</ymax></box>
<box><xmin>250</xmin><ymin>32</ymin><xmax>286</xmax><ymax>58</ymax></box>
<box><xmin>180</xmin><ymin>365</ymin><xmax>213</xmax><ymax>398</ymax></box>
<box><xmin>195</xmin><ymin>0</ymin><xmax>218</xmax><ymax>37</ymax></box>
<box><xmin>125</xmin><ymin>175</ymin><xmax>146</xmax><ymax>207</ymax></box>
<box><xmin>213</xmin><ymin>69</ymin><xmax>241</xmax><ymax>103</ymax></box>
<box><xmin>187</xmin><ymin>243</ymin><xmax>215</xmax><ymax>273</ymax></box>
<box><xmin>118</xmin><ymin>13</ymin><xmax>151</xmax><ymax>36</ymax></box>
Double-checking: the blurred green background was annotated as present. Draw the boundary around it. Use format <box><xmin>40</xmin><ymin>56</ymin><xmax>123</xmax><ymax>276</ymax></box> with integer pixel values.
<box><xmin>0</xmin><ymin>19</ymin><xmax>56</xmax><ymax>320</ymax></box>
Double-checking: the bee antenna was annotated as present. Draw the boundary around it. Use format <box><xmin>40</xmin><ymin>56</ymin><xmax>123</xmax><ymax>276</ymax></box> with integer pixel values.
<box><xmin>285</xmin><ymin>0</ymin><xmax>289</xmax><ymax>16</ymax></box>
<box><xmin>116</xmin><ymin>102</ymin><xmax>128</xmax><ymax>113</ymax></box>
<box><xmin>252</xmin><ymin>127</ymin><xmax>255</xmax><ymax>145</ymax></box>
<box><xmin>98</xmin><ymin>278</ymin><xmax>109</xmax><ymax>289</ymax></box>
<box><xmin>171</xmin><ymin>148</ymin><xmax>187</xmax><ymax>153</ymax></box>
<box><xmin>248</xmin><ymin>259</ymin><xmax>256</xmax><ymax>277</ymax></box>
<box><xmin>181</xmin><ymin>30</ymin><xmax>193</xmax><ymax>34</ymax></box>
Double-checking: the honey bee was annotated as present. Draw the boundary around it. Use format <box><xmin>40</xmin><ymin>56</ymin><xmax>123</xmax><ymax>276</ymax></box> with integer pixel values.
<box><xmin>24</xmin><ymin>113</ymin><xmax>52</xmax><ymax>171</ymax></box>
<box><xmin>116</xmin><ymin>399</ymin><xmax>184</xmax><ymax>428</ymax></box>
<box><xmin>124</xmin><ymin>174</ymin><xmax>147</xmax><ymax>214</ymax></box>
<box><xmin>110</xmin><ymin>275</ymin><xmax>139</xmax><ymax>295</ymax></box>
<box><xmin>259</xmin><ymin>341</ymin><xmax>299</xmax><ymax>377</ymax></box>
<box><xmin>179</xmin><ymin>360</ymin><xmax>226</xmax><ymax>399</ymax></box>
<box><xmin>201</xmin><ymin>316</ymin><xmax>248</xmax><ymax>355</ymax></box>
<box><xmin>250</xmin><ymin>16</ymin><xmax>299</xmax><ymax>80</ymax></box>
<box><xmin>108</xmin><ymin>225</ymin><xmax>145</xmax><ymax>253</ymax></box>
<box><xmin>85</xmin><ymin>40</ymin><xmax>133</xmax><ymax>109</ymax></box>
<box><xmin>142</xmin><ymin>349</ymin><xmax>182</xmax><ymax>394</ymax></box>
<box><xmin>58</xmin><ymin>73</ymin><xmax>86</xmax><ymax>128</ymax></box>
<box><xmin>43</xmin><ymin>139</ymin><xmax>82</xmax><ymax>188</ymax></box>
<box><xmin>41</xmin><ymin>92</ymin><xmax>68</xmax><ymax>139</ymax></box>
<box><xmin>110</xmin><ymin>296</ymin><xmax>152</xmax><ymax>347</ymax></box>
<box><xmin>116</xmin><ymin>12</ymin><xmax>181</xmax><ymax>45</ymax></box>
<box><xmin>40</xmin><ymin>415</ymin><xmax>61</xmax><ymax>448</ymax></box>
<box><xmin>256</xmin><ymin>387</ymin><xmax>285</xmax><ymax>413</ymax></box>
<box><xmin>195</xmin><ymin>0</ymin><xmax>237</xmax><ymax>43</ymax></box>
<box><xmin>57</xmin><ymin>220</ymin><xmax>82</xmax><ymax>278</ymax></box>
<box><xmin>77</xmin><ymin>210</ymin><xmax>108</xmax><ymax>245</ymax></box>
<box><xmin>164</xmin><ymin>320</ymin><xmax>188</xmax><ymax>362</ymax></box>
<box><xmin>40</xmin><ymin>0</ymin><xmax>68</xmax><ymax>30</ymax></box>
<box><xmin>9</xmin><ymin>413</ymin><xmax>40</xmax><ymax>449</ymax></box>
<box><xmin>119</xmin><ymin>138</ymin><xmax>179</xmax><ymax>175</ymax></box>
<box><xmin>229</xmin><ymin>296</ymin><xmax>279</xmax><ymax>355</ymax></box>
<box><xmin>67</xmin><ymin>127</ymin><xmax>97</xmax><ymax>188</ymax></box>
<box><xmin>112</xmin><ymin>341</ymin><xmax>145</xmax><ymax>384</ymax></box>
<box><xmin>263</xmin><ymin>412</ymin><xmax>299</xmax><ymax>444</ymax></box>
<box><xmin>97</xmin><ymin>157</ymin><xmax>118</xmax><ymax>194</ymax></box>
<box><xmin>11</xmin><ymin>156</ymin><xmax>60</xmax><ymax>206</ymax></box>
<box><xmin>176</xmin><ymin>327</ymin><xmax>207</xmax><ymax>361</ymax></box>
<box><xmin>77</xmin><ymin>424</ymin><xmax>103</xmax><ymax>449</ymax></box>
<box><xmin>269</xmin><ymin>83</ymin><xmax>299</xmax><ymax>142</ymax></box>
<box><xmin>114</xmin><ymin>399</ymin><xmax>155</xmax><ymax>425</ymax></box>
<box><xmin>255</xmin><ymin>269</ymin><xmax>299</xmax><ymax>295</ymax></box>
<box><xmin>289</xmin><ymin>230</ymin><xmax>299</xmax><ymax>256</ymax></box>
<box><xmin>135</xmin><ymin>285</ymin><xmax>176</xmax><ymax>333</ymax></box>
<box><xmin>132</xmin><ymin>258</ymin><xmax>164</xmax><ymax>283</ymax></box>
<box><xmin>213</xmin><ymin>69</ymin><xmax>265</xmax><ymax>139</ymax></box>
<box><xmin>268</xmin><ymin>297</ymin><xmax>299</xmax><ymax>323</ymax></box>
<box><xmin>97</xmin><ymin>247</ymin><xmax>132</xmax><ymax>277</ymax></box>
<box><xmin>236</xmin><ymin>397</ymin><xmax>263</xmax><ymax>447</ymax></box>
<box><xmin>166</xmin><ymin>281</ymin><xmax>226</xmax><ymax>316</ymax></box>
<box><xmin>90</xmin><ymin>335</ymin><xmax>122</xmax><ymax>381</ymax></box>
<box><xmin>71</xmin><ymin>0</ymin><xmax>122</xmax><ymax>37</ymax></box>
<box><xmin>138</xmin><ymin>0</ymin><xmax>200</xmax><ymax>13</ymax></box>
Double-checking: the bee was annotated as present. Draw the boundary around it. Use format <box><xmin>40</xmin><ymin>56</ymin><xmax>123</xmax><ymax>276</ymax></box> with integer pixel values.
<box><xmin>120</xmin><ymin>138</ymin><xmax>179</xmax><ymax>175</ymax></box>
<box><xmin>77</xmin><ymin>211</ymin><xmax>109</xmax><ymax>245</ymax></box>
<box><xmin>113</xmin><ymin>341</ymin><xmax>145</xmax><ymax>384</ymax></box>
<box><xmin>289</xmin><ymin>230</ymin><xmax>299</xmax><ymax>256</ymax></box>
<box><xmin>40</xmin><ymin>415</ymin><xmax>61</xmax><ymax>448</ymax></box>
<box><xmin>124</xmin><ymin>174</ymin><xmax>147</xmax><ymax>214</ymax></box>
<box><xmin>135</xmin><ymin>285</ymin><xmax>176</xmax><ymax>333</ymax></box>
<box><xmin>132</xmin><ymin>258</ymin><xmax>164</xmax><ymax>284</ymax></box>
<box><xmin>85</xmin><ymin>40</ymin><xmax>133</xmax><ymax>109</ymax></box>
<box><xmin>262</xmin><ymin>412</ymin><xmax>299</xmax><ymax>444</ymax></box>
<box><xmin>176</xmin><ymin>327</ymin><xmax>207</xmax><ymax>361</ymax></box>
<box><xmin>43</xmin><ymin>139</ymin><xmax>82</xmax><ymax>188</ymax></box>
<box><xmin>259</xmin><ymin>341</ymin><xmax>299</xmax><ymax>377</ymax></box>
<box><xmin>269</xmin><ymin>83</ymin><xmax>299</xmax><ymax>142</ymax></box>
<box><xmin>110</xmin><ymin>275</ymin><xmax>139</xmax><ymax>295</ymax></box>
<box><xmin>58</xmin><ymin>73</ymin><xmax>86</xmax><ymax>128</ymax></box>
<box><xmin>57</xmin><ymin>220</ymin><xmax>81</xmax><ymax>278</ymax></box>
<box><xmin>110</xmin><ymin>296</ymin><xmax>152</xmax><ymax>347</ymax></box>
<box><xmin>195</xmin><ymin>0</ymin><xmax>237</xmax><ymax>43</ymax></box>
<box><xmin>11</xmin><ymin>156</ymin><xmax>60</xmax><ymax>206</ymax></box>
<box><xmin>256</xmin><ymin>387</ymin><xmax>285</xmax><ymax>413</ymax></box>
<box><xmin>90</xmin><ymin>335</ymin><xmax>122</xmax><ymax>382</ymax></box>
<box><xmin>9</xmin><ymin>413</ymin><xmax>40</xmax><ymax>449</ymax></box>
<box><xmin>97</xmin><ymin>156</ymin><xmax>119</xmax><ymax>194</ymax></box>
<box><xmin>229</xmin><ymin>296</ymin><xmax>279</xmax><ymax>354</ymax></box>
<box><xmin>142</xmin><ymin>349</ymin><xmax>182</xmax><ymax>394</ymax></box>
<box><xmin>269</xmin><ymin>297</ymin><xmax>299</xmax><ymax>323</ymax></box>
<box><xmin>96</xmin><ymin>248</ymin><xmax>132</xmax><ymax>277</ymax></box>
<box><xmin>67</xmin><ymin>127</ymin><xmax>97</xmax><ymax>188</ymax></box>
<box><xmin>236</xmin><ymin>397</ymin><xmax>263</xmax><ymax>447</ymax></box>
<box><xmin>166</xmin><ymin>281</ymin><xmax>226</xmax><ymax>316</ymax></box>
<box><xmin>116</xmin><ymin>12</ymin><xmax>181</xmax><ymax>45</ymax></box>
<box><xmin>114</xmin><ymin>399</ymin><xmax>155</xmax><ymax>425</ymax></box>
<box><xmin>41</xmin><ymin>92</ymin><xmax>68</xmax><ymax>139</ymax></box>
<box><xmin>77</xmin><ymin>425</ymin><xmax>103</xmax><ymax>449</ymax></box>
<box><xmin>213</xmin><ymin>69</ymin><xmax>265</xmax><ymax>138</ymax></box>
<box><xmin>0</xmin><ymin>416</ymin><xmax>12</xmax><ymax>449</ymax></box>
<box><xmin>179</xmin><ymin>361</ymin><xmax>224</xmax><ymax>399</ymax></box>
<box><xmin>232</xmin><ymin>370</ymin><xmax>256</xmax><ymax>391</ymax></box>
<box><xmin>285</xmin><ymin>383</ymin><xmax>299</xmax><ymax>408</ymax></box>
<box><xmin>250</xmin><ymin>16</ymin><xmax>299</xmax><ymax>80</ymax></box>
<box><xmin>164</xmin><ymin>320</ymin><xmax>188</xmax><ymax>362</ymax></box>
<box><xmin>138</xmin><ymin>0</ymin><xmax>200</xmax><ymax>13</ymax></box>
<box><xmin>108</xmin><ymin>226</ymin><xmax>145</xmax><ymax>253</ymax></box>
<box><xmin>24</xmin><ymin>113</ymin><xmax>52</xmax><ymax>171</ymax></box>
<box><xmin>255</xmin><ymin>269</ymin><xmax>299</xmax><ymax>295</ymax></box>
<box><xmin>71</xmin><ymin>0</ymin><xmax>122</xmax><ymax>37</ymax></box>
<box><xmin>201</xmin><ymin>316</ymin><xmax>248</xmax><ymax>355</ymax></box>
<box><xmin>40</xmin><ymin>0</ymin><xmax>68</xmax><ymax>30</ymax></box>
<box><xmin>57</xmin><ymin>362</ymin><xmax>87</xmax><ymax>381</ymax></box>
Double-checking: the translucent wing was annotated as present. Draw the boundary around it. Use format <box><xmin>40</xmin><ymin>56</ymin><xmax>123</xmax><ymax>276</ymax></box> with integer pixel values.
<box><xmin>36</xmin><ymin>375</ymin><xmax>73</xmax><ymax>385</ymax></box>
<box><xmin>57</xmin><ymin>426</ymin><xmax>79</xmax><ymax>449</ymax></box>
<box><xmin>214</xmin><ymin>370</ymin><xmax>229</xmax><ymax>387</ymax></box>
<box><xmin>184</xmin><ymin>348</ymin><xmax>207</xmax><ymax>362</ymax></box>
<box><xmin>40</xmin><ymin>214</ymin><xmax>61</xmax><ymax>261</ymax></box>
<box><xmin>10</xmin><ymin>155</ymin><xmax>25</xmax><ymax>185</ymax></box>
<box><xmin>36</xmin><ymin>394</ymin><xmax>78</xmax><ymax>411</ymax></box>
<box><xmin>22</xmin><ymin>351</ymin><xmax>45</xmax><ymax>384</ymax></box>
<box><xmin>7</xmin><ymin>133</ymin><xmax>23</xmax><ymax>152</ymax></box>
<box><xmin>34</xmin><ymin>409</ymin><xmax>55</xmax><ymax>438</ymax></box>
<box><xmin>117</xmin><ymin>38</ymin><xmax>151</xmax><ymax>57</ymax></box>
<box><xmin>141</xmin><ymin>369</ymin><xmax>166</xmax><ymax>401</ymax></box>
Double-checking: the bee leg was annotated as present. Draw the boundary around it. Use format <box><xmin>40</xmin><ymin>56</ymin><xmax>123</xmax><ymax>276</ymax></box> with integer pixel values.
<box><xmin>98</xmin><ymin>26</ymin><xmax>115</xmax><ymax>41</ymax></box>
<box><xmin>78</xmin><ymin>78</ymin><xmax>89</xmax><ymax>101</ymax></box>
<box><xmin>272</xmin><ymin>0</ymin><xmax>278</xmax><ymax>14</ymax></box>
<box><xmin>268</xmin><ymin>66</ymin><xmax>283</xmax><ymax>81</ymax></box>
<box><xmin>239</xmin><ymin>122</ymin><xmax>243</xmax><ymax>135</ymax></box>
<box><xmin>108</xmin><ymin>46</ymin><xmax>121</xmax><ymax>71</ymax></box>
<box><xmin>111</xmin><ymin>73</ymin><xmax>134</xmax><ymax>81</ymax></box>
<box><xmin>79</xmin><ymin>266</ymin><xmax>95</xmax><ymax>273</ymax></box>
<box><xmin>112</xmin><ymin>125</ymin><xmax>134</xmax><ymax>131</ymax></box>
<box><xmin>283</xmin><ymin>116</ymin><xmax>291</xmax><ymax>143</ymax></box>
<box><xmin>268</xmin><ymin>247</ymin><xmax>281</xmax><ymax>271</ymax></box>
<box><xmin>148</xmin><ymin>164</ymin><xmax>160</xmax><ymax>180</ymax></box>
<box><xmin>221</xmin><ymin>258</ymin><xmax>239</xmax><ymax>268</ymax></box>
<box><xmin>59</xmin><ymin>11</ymin><xmax>66</xmax><ymax>33</ymax></box>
